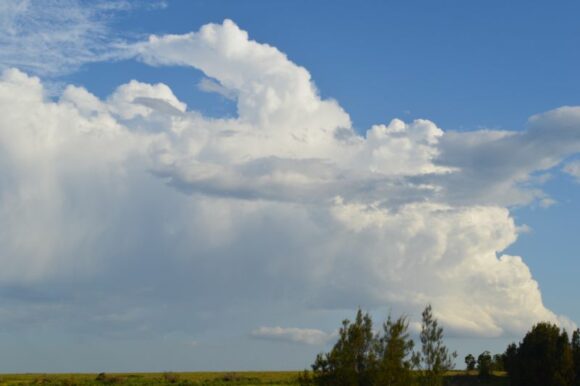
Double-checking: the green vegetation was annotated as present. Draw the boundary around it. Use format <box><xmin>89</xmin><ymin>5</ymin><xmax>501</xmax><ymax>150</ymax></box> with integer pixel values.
<box><xmin>463</xmin><ymin>354</ymin><xmax>475</xmax><ymax>372</ymax></box>
<box><xmin>503</xmin><ymin>322</ymin><xmax>580</xmax><ymax>386</ymax></box>
<box><xmin>0</xmin><ymin>371</ymin><xmax>299</xmax><ymax>386</ymax></box>
<box><xmin>303</xmin><ymin>305</ymin><xmax>455</xmax><ymax>386</ymax></box>
<box><xmin>0</xmin><ymin>371</ymin><xmax>508</xmax><ymax>386</ymax></box>
<box><xmin>304</xmin><ymin>309</ymin><xmax>417</xmax><ymax>386</ymax></box>
<box><xmin>417</xmin><ymin>305</ymin><xmax>457</xmax><ymax>386</ymax></box>
<box><xmin>463</xmin><ymin>350</ymin><xmax>504</xmax><ymax>379</ymax></box>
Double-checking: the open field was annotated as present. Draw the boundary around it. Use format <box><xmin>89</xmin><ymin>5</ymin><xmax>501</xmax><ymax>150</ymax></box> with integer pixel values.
<box><xmin>0</xmin><ymin>371</ymin><xmax>298</xmax><ymax>386</ymax></box>
<box><xmin>0</xmin><ymin>371</ymin><xmax>509</xmax><ymax>386</ymax></box>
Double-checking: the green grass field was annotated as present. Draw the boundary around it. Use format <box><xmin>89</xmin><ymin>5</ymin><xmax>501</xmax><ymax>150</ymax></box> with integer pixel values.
<box><xmin>0</xmin><ymin>371</ymin><xmax>509</xmax><ymax>386</ymax></box>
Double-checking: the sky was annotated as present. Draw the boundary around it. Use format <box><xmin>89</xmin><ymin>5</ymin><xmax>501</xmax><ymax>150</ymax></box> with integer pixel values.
<box><xmin>1</xmin><ymin>0</ymin><xmax>580</xmax><ymax>372</ymax></box>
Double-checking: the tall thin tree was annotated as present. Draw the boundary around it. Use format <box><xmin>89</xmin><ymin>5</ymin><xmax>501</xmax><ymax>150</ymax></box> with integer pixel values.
<box><xmin>418</xmin><ymin>304</ymin><xmax>457</xmax><ymax>386</ymax></box>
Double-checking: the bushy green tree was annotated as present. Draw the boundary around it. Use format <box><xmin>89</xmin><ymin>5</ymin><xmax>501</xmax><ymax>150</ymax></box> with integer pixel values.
<box><xmin>374</xmin><ymin>315</ymin><xmax>417</xmax><ymax>386</ymax></box>
<box><xmin>417</xmin><ymin>304</ymin><xmax>457</xmax><ymax>386</ymax></box>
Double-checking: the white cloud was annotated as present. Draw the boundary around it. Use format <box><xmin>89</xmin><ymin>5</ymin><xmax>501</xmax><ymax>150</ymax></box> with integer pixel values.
<box><xmin>434</xmin><ymin>107</ymin><xmax>580</xmax><ymax>207</ymax></box>
<box><xmin>251</xmin><ymin>327</ymin><xmax>335</xmax><ymax>345</ymax></box>
<box><xmin>1</xmin><ymin>19</ymin><xmax>580</xmax><ymax>343</ymax></box>
<box><xmin>362</xmin><ymin>119</ymin><xmax>453</xmax><ymax>176</ymax></box>
<box><xmin>0</xmin><ymin>68</ymin><xmax>146</xmax><ymax>282</ymax></box>
<box><xmin>198</xmin><ymin>77</ymin><xmax>236</xmax><ymax>100</ymax></box>
<box><xmin>327</xmin><ymin>200</ymin><xmax>574</xmax><ymax>336</ymax></box>
<box><xmin>106</xmin><ymin>80</ymin><xmax>187</xmax><ymax>120</ymax></box>
<box><xmin>130</xmin><ymin>20</ymin><xmax>451</xmax><ymax>205</ymax></box>
<box><xmin>134</xmin><ymin>19</ymin><xmax>352</xmax><ymax>134</ymax></box>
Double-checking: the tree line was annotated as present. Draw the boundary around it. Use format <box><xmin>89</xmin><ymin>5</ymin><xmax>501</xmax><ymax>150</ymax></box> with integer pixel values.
<box><xmin>298</xmin><ymin>304</ymin><xmax>456</xmax><ymax>386</ymax></box>
<box><xmin>465</xmin><ymin>321</ymin><xmax>580</xmax><ymax>386</ymax></box>
<box><xmin>502</xmin><ymin>322</ymin><xmax>580</xmax><ymax>386</ymax></box>
<box><xmin>299</xmin><ymin>306</ymin><xmax>580</xmax><ymax>386</ymax></box>
<box><xmin>463</xmin><ymin>350</ymin><xmax>504</xmax><ymax>377</ymax></box>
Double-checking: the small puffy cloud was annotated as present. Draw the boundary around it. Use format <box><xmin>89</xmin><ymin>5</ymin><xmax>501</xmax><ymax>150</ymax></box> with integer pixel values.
<box><xmin>251</xmin><ymin>327</ymin><xmax>335</xmax><ymax>345</ymax></box>
<box><xmin>106</xmin><ymin>80</ymin><xmax>187</xmax><ymax>120</ymax></box>
<box><xmin>564</xmin><ymin>160</ymin><xmax>580</xmax><ymax>182</ymax></box>
<box><xmin>362</xmin><ymin>119</ymin><xmax>452</xmax><ymax>176</ymax></box>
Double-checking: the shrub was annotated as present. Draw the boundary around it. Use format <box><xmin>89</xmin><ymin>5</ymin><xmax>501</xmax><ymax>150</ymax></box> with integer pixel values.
<box><xmin>163</xmin><ymin>372</ymin><xmax>180</xmax><ymax>383</ymax></box>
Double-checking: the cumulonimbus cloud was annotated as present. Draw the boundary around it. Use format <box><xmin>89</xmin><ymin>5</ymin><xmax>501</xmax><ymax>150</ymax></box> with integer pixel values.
<box><xmin>1</xmin><ymin>19</ymin><xmax>579</xmax><ymax>341</ymax></box>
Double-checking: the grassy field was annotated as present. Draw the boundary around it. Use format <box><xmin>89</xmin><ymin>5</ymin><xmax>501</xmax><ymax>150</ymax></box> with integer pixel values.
<box><xmin>0</xmin><ymin>371</ymin><xmax>509</xmax><ymax>385</ymax></box>
<box><xmin>0</xmin><ymin>371</ymin><xmax>298</xmax><ymax>386</ymax></box>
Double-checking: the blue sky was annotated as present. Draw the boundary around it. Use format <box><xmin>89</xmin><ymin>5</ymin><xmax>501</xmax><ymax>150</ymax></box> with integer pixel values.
<box><xmin>1</xmin><ymin>0</ymin><xmax>580</xmax><ymax>372</ymax></box>
<box><xmin>70</xmin><ymin>0</ymin><xmax>580</xmax><ymax>131</ymax></box>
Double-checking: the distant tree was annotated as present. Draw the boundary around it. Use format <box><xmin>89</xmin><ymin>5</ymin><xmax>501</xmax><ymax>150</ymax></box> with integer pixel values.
<box><xmin>464</xmin><ymin>354</ymin><xmax>476</xmax><ymax>371</ymax></box>
<box><xmin>374</xmin><ymin>315</ymin><xmax>417</xmax><ymax>386</ymax></box>
<box><xmin>477</xmin><ymin>351</ymin><xmax>493</xmax><ymax>378</ymax></box>
<box><xmin>417</xmin><ymin>304</ymin><xmax>457</xmax><ymax>386</ymax></box>
<box><xmin>492</xmin><ymin>353</ymin><xmax>505</xmax><ymax>372</ymax></box>
<box><xmin>505</xmin><ymin>322</ymin><xmax>575</xmax><ymax>386</ymax></box>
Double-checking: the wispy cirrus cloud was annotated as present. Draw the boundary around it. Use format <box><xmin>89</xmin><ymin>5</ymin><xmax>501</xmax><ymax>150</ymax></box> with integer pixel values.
<box><xmin>0</xmin><ymin>0</ymin><xmax>166</xmax><ymax>77</ymax></box>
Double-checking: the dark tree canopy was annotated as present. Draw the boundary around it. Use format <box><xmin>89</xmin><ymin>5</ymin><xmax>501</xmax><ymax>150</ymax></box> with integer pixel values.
<box><xmin>477</xmin><ymin>351</ymin><xmax>492</xmax><ymax>378</ymax></box>
<box><xmin>492</xmin><ymin>353</ymin><xmax>505</xmax><ymax>372</ymax></box>
<box><xmin>572</xmin><ymin>329</ymin><xmax>580</xmax><ymax>386</ymax></box>
<box><xmin>504</xmin><ymin>322</ymin><xmax>575</xmax><ymax>386</ymax></box>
